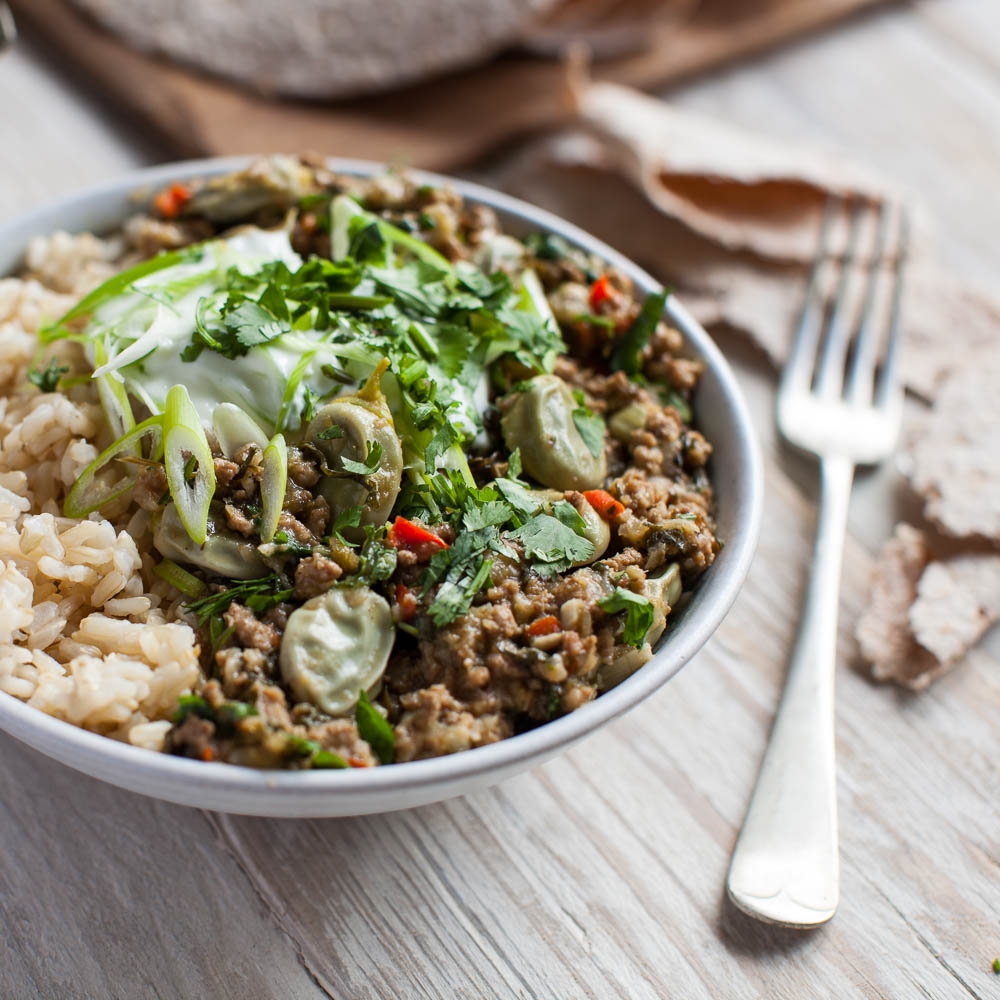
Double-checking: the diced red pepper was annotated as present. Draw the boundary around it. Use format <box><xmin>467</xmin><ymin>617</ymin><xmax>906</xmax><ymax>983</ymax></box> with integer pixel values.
<box><xmin>588</xmin><ymin>274</ymin><xmax>614</xmax><ymax>311</ymax></box>
<box><xmin>348</xmin><ymin>757</ymin><xmax>370</xmax><ymax>768</ymax></box>
<box><xmin>583</xmin><ymin>489</ymin><xmax>626</xmax><ymax>520</ymax></box>
<box><xmin>153</xmin><ymin>182</ymin><xmax>192</xmax><ymax>219</ymax></box>
<box><xmin>526</xmin><ymin>615</ymin><xmax>561</xmax><ymax>637</ymax></box>
<box><xmin>395</xmin><ymin>582</ymin><xmax>418</xmax><ymax>622</ymax></box>
<box><xmin>199</xmin><ymin>747</ymin><xmax>215</xmax><ymax>762</ymax></box>
<box><xmin>388</xmin><ymin>516</ymin><xmax>449</xmax><ymax>551</ymax></box>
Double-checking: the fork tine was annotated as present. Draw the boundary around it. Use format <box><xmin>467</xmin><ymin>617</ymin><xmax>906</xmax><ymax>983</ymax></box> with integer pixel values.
<box><xmin>845</xmin><ymin>201</ymin><xmax>892</xmax><ymax>404</ymax></box>
<box><xmin>813</xmin><ymin>201</ymin><xmax>867</xmax><ymax>399</ymax></box>
<box><xmin>873</xmin><ymin>208</ymin><xmax>910</xmax><ymax>407</ymax></box>
<box><xmin>780</xmin><ymin>197</ymin><xmax>840</xmax><ymax>393</ymax></box>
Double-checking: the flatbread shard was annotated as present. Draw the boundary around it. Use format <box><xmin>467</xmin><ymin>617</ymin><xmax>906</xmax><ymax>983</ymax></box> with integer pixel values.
<box><xmin>903</xmin><ymin>358</ymin><xmax>1000</xmax><ymax>541</ymax></box>
<box><xmin>857</xmin><ymin>524</ymin><xmax>1000</xmax><ymax>689</ymax></box>
<box><xmin>910</xmin><ymin>552</ymin><xmax>1000</xmax><ymax>666</ymax></box>
<box><xmin>856</xmin><ymin>524</ymin><xmax>938</xmax><ymax>688</ymax></box>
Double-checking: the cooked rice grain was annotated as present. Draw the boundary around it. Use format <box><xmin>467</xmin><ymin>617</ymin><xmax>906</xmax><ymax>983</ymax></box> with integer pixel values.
<box><xmin>0</xmin><ymin>238</ymin><xmax>199</xmax><ymax>744</ymax></box>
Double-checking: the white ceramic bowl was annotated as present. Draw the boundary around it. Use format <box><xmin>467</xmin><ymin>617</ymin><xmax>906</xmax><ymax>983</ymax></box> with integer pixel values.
<box><xmin>0</xmin><ymin>158</ymin><xmax>763</xmax><ymax>816</ymax></box>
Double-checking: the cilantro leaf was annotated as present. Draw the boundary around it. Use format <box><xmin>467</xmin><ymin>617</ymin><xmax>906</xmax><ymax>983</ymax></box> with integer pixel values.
<box><xmin>351</xmin><ymin>529</ymin><xmax>397</xmax><ymax>586</ymax></box>
<box><xmin>572</xmin><ymin>406</ymin><xmax>606</xmax><ymax>458</ymax></box>
<box><xmin>184</xmin><ymin>575</ymin><xmax>292</xmax><ymax>624</ymax></box>
<box><xmin>611</xmin><ymin>290</ymin><xmax>667</xmax><ymax>375</ymax></box>
<box><xmin>340</xmin><ymin>440</ymin><xmax>383</xmax><ymax>476</ymax></box>
<box><xmin>220</xmin><ymin>299</ymin><xmax>288</xmax><ymax>352</ymax></box>
<box><xmin>421</xmin><ymin>526</ymin><xmax>501</xmax><ymax>626</ymax></box>
<box><xmin>510</xmin><ymin>514</ymin><xmax>594</xmax><ymax>576</ymax></box>
<box><xmin>27</xmin><ymin>358</ymin><xmax>69</xmax><ymax>393</ymax></box>
<box><xmin>598</xmin><ymin>588</ymin><xmax>655</xmax><ymax>648</ymax></box>
<box><xmin>355</xmin><ymin>691</ymin><xmax>395</xmax><ymax>765</ymax></box>
<box><xmin>462</xmin><ymin>500</ymin><xmax>513</xmax><ymax>531</ymax></box>
<box><xmin>331</xmin><ymin>504</ymin><xmax>363</xmax><ymax>544</ymax></box>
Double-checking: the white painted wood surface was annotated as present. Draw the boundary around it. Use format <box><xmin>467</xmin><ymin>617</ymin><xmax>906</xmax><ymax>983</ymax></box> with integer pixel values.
<box><xmin>2</xmin><ymin>3</ymin><xmax>999</xmax><ymax>996</ymax></box>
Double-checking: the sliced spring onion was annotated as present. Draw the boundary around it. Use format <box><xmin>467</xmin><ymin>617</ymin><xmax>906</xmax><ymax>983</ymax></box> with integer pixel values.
<box><xmin>259</xmin><ymin>431</ymin><xmax>288</xmax><ymax>544</ymax></box>
<box><xmin>519</xmin><ymin>268</ymin><xmax>559</xmax><ymax>332</ymax></box>
<box><xmin>329</xmin><ymin>194</ymin><xmax>452</xmax><ymax>273</ymax></box>
<box><xmin>153</xmin><ymin>558</ymin><xmax>207</xmax><ymax>599</ymax></box>
<box><xmin>63</xmin><ymin>415</ymin><xmax>163</xmax><ymax>518</ymax></box>
<box><xmin>212</xmin><ymin>403</ymin><xmax>269</xmax><ymax>458</ymax></box>
<box><xmin>163</xmin><ymin>384</ymin><xmax>216</xmax><ymax>546</ymax></box>
<box><xmin>41</xmin><ymin>246</ymin><xmax>200</xmax><ymax>340</ymax></box>
<box><xmin>330</xmin><ymin>194</ymin><xmax>363</xmax><ymax>262</ymax></box>
<box><xmin>376</xmin><ymin>218</ymin><xmax>452</xmax><ymax>272</ymax></box>
<box><xmin>92</xmin><ymin>341</ymin><xmax>136</xmax><ymax>444</ymax></box>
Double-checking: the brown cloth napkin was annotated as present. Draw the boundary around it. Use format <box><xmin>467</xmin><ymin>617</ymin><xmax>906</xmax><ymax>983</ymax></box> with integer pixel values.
<box><xmin>487</xmin><ymin>77</ymin><xmax>1000</xmax><ymax>689</ymax></box>
<box><xmin>12</xmin><ymin>0</ymin><xmax>900</xmax><ymax>170</ymax></box>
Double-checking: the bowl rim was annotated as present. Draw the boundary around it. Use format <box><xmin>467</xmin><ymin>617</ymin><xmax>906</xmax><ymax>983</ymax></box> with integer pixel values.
<box><xmin>0</xmin><ymin>156</ymin><xmax>764</xmax><ymax>812</ymax></box>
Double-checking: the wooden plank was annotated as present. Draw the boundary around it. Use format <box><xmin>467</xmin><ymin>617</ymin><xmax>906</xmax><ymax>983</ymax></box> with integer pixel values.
<box><xmin>0</xmin><ymin>735</ymin><xmax>328</xmax><ymax>1000</ymax></box>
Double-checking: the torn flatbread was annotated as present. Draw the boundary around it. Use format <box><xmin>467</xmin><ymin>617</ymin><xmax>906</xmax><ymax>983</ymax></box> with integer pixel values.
<box><xmin>856</xmin><ymin>524</ymin><xmax>938</xmax><ymax>688</ymax></box>
<box><xmin>910</xmin><ymin>552</ymin><xmax>1000</xmax><ymax>665</ymax></box>
<box><xmin>857</xmin><ymin>524</ymin><xmax>1000</xmax><ymax>689</ymax></box>
<box><xmin>903</xmin><ymin>360</ymin><xmax>1000</xmax><ymax>540</ymax></box>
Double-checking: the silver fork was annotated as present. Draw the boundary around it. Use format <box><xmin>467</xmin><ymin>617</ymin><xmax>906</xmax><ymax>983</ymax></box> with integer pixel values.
<box><xmin>726</xmin><ymin>198</ymin><xmax>908</xmax><ymax>927</ymax></box>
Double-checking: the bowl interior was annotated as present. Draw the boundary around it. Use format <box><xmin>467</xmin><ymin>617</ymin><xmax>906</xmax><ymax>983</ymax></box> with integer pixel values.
<box><xmin>0</xmin><ymin>157</ymin><xmax>763</xmax><ymax>815</ymax></box>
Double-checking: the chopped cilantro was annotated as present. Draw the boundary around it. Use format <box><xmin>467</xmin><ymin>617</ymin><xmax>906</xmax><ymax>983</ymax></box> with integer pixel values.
<box><xmin>509</xmin><ymin>514</ymin><xmax>593</xmax><ymax>576</ymax></box>
<box><xmin>663</xmin><ymin>388</ymin><xmax>693</xmax><ymax>423</ymax></box>
<box><xmin>611</xmin><ymin>290</ymin><xmax>667</xmax><ymax>375</ymax></box>
<box><xmin>172</xmin><ymin>695</ymin><xmax>257</xmax><ymax>735</ymax></box>
<box><xmin>598</xmin><ymin>588</ymin><xmax>655</xmax><ymax>648</ymax></box>
<box><xmin>184</xmin><ymin>574</ymin><xmax>292</xmax><ymax>624</ymax></box>
<box><xmin>316</xmin><ymin>424</ymin><xmax>345</xmax><ymax>440</ymax></box>
<box><xmin>339</xmin><ymin>439</ymin><xmax>383</xmax><ymax>476</ymax></box>
<box><xmin>572</xmin><ymin>405</ymin><xmax>606</xmax><ymax>458</ymax></box>
<box><xmin>269</xmin><ymin>530</ymin><xmax>314</xmax><ymax>557</ymax></box>
<box><xmin>27</xmin><ymin>358</ymin><xmax>69</xmax><ymax>392</ymax></box>
<box><xmin>330</xmin><ymin>504</ymin><xmax>364</xmax><ymax>545</ymax></box>
<box><xmin>421</xmin><ymin>527</ymin><xmax>503</xmax><ymax>626</ymax></box>
<box><xmin>355</xmin><ymin>691</ymin><xmax>394</xmax><ymax>765</ymax></box>
<box><xmin>352</xmin><ymin>528</ymin><xmax>397</xmax><ymax>585</ymax></box>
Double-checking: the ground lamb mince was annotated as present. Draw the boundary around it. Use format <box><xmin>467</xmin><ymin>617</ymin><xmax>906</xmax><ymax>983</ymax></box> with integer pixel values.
<box><xmin>0</xmin><ymin>156</ymin><xmax>720</xmax><ymax>768</ymax></box>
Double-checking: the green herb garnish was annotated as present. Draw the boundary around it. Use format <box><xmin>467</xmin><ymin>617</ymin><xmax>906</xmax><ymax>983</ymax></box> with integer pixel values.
<box><xmin>572</xmin><ymin>405</ymin><xmax>605</xmax><ymax>459</ymax></box>
<box><xmin>598</xmin><ymin>588</ymin><xmax>655</xmax><ymax>648</ymax></box>
<box><xmin>27</xmin><ymin>358</ymin><xmax>69</xmax><ymax>392</ymax></box>
<box><xmin>184</xmin><ymin>574</ymin><xmax>293</xmax><ymax>624</ymax></box>
<box><xmin>286</xmin><ymin>734</ymin><xmax>349</xmax><ymax>769</ymax></box>
<box><xmin>339</xmin><ymin>439</ymin><xmax>383</xmax><ymax>477</ymax></box>
<box><xmin>611</xmin><ymin>290</ymin><xmax>667</xmax><ymax>375</ymax></box>
<box><xmin>355</xmin><ymin>691</ymin><xmax>394</xmax><ymax>765</ymax></box>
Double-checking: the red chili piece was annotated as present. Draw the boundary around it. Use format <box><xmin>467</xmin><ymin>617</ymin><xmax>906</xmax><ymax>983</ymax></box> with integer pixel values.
<box><xmin>388</xmin><ymin>516</ymin><xmax>449</xmax><ymax>550</ymax></box>
<box><xmin>588</xmin><ymin>274</ymin><xmax>614</xmax><ymax>311</ymax></box>
<box><xmin>153</xmin><ymin>182</ymin><xmax>192</xmax><ymax>219</ymax></box>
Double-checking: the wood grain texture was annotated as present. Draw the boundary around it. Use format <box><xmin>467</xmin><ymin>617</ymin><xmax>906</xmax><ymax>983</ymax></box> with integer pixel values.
<box><xmin>1</xmin><ymin>4</ymin><xmax>999</xmax><ymax>997</ymax></box>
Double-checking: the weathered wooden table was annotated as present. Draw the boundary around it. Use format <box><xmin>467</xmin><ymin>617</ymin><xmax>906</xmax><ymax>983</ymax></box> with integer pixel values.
<box><xmin>2</xmin><ymin>3</ymin><xmax>998</xmax><ymax>997</ymax></box>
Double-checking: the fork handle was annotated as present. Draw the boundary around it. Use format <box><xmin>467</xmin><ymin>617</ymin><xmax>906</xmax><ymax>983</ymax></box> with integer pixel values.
<box><xmin>726</xmin><ymin>454</ymin><xmax>854</xmax><ymax>927</ymax></box>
